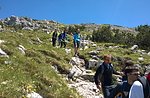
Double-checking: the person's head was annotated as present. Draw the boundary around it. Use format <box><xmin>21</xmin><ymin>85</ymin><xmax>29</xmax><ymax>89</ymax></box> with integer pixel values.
<box><xmin>103</xmin><ymin>54</ymin><xmax>112</xmax><ymax>64</ymax></box>
<box><xmin>63</xmin><ymin>29</ymin><xmax>66</xmax><ymax>33</ymax></box>
<box><xmin>124</xmin><ymin>60</ymin><xmax>134</xmax><ymax>67</ymax></box>
<box><xmin>122</xmin><ymin>60</ymin><xmax>134</xmax><ymax>71</ymax></box>
<box><xmin>54</xmin><ymin>29</ymin><xmax>57</xmax><ymax>32</ymax></box>
<box><xmin>125</xmin><ymin>64</ymin><xmax>140</xmax><ymax>83</ymax></box>
<box><xmin>77</xmin><ymin>29</ymin><xmax>80</xmax><ymax>33</ymax></box>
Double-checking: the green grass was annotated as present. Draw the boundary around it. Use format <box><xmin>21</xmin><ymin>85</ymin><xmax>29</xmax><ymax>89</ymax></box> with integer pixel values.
<box><xmin>0</xmin><ymin>29</ymin><xmax>150</xmax><ymax>98</ymax></box>
<box><xmin>0</xmin><ymin>30</ymin><xmax>81</xmax><ymax>98</ymax></box>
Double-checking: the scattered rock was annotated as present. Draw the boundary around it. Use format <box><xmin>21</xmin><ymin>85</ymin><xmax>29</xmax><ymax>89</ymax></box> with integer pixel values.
<box><xmin>0</xmin><ymin>40</ymin><xmax>5</xmax><ymax>44</ymax></box>
<box><xmin>130</xmin><ymin>45</ymin><xmax>138</xmax><ymax>51</ymax></box>
<box><xmin>138</xmin><ymin>57</ymin><xmax>144</xmax><ymax>62</ymax></box>
<box><xmin>26</xmin><ymin>91</ymin><xmax>43</xmax><ymax>98</ymax></box>
<box><xmin>92</xmin><ymin>44</ymin><xmax>97</xmax><ymax>47</ymax></box>
<box><xmin>65</xmin><ymin>48</ymin><xmax>71</xmax><ymax>54</ymax></box>
<box><xmin>68</xmin><ymin>79</ymin><xmax>103</xmax><ymax>98</ymax></box>
<box><xmin>69</xmin><ymin>57</ymin><xmax>85</xmax><ymax>67</ymax></box>
<box><xmin>88</xmin><ymin>59</ymin><xmax>98</xmax><ymax>69</ymax></box>
<box><xmin>147</xmin><ymin>52</ymin><xmax>150</xmax><ymax>56</ymax></box>
<box><xmin>0</xmin><ymin>48</ymin><xmax>8</xmax><ymax>57</ymax></box>
<box><xmin>17</xmin><ymin>45</ymin><xmax>26</xmax><ymax>55</ymax></box>
<box><xmin>68</xmin><ymin>65</ymin><xmax>85</xmax><ymax>79</ymax></box>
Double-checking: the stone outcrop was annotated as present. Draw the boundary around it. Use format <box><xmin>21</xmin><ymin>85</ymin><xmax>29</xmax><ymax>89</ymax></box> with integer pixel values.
<box><xmin>1</xmin><ymin>15</ymin><xmax>62</xmax><ymax>32</ymax></box>
<box><xmin>68</xmin><ymin>56</ymin><xmax>103</xmax><ymax>98</ymax></box>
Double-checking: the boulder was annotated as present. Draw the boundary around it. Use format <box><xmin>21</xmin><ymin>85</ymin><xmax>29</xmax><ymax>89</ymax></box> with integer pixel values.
<box><xmin>138</xmin><ymin>57</ymin><xmax>144</xmax><ymax>62</ymax></box>
<box><xmin>0</xmin><ymin>48</ymin><xmax>8</xmax><ymax>57</ymax></box>
<box><xmin>65</xmin><ymin>48</ymin><xmax>71</xmax><ymax>54</ymax></box>
<box><xmin>147</xmin><ymin>52</ymin><xmax>150</xmax><ymax>56</ymax></box>
<box><xmin>17</xmin><ymin>45</ymin><xmax>26</xmax><ymax>55</ymax></box>
<box><xmin>130</xmin><ymin>45</ymin><xmax>138</xmax><ymax>51</ymax></box>
<box><xmin>68</xmin><ymin>65</ymin><xmax>84</xmax><ymax>79</ymax></box>
<box><xmin>26</xmin><ymin>92</ymin><xmax>43</xmax><ymax>98</ymax></box>
<box><xmin>92</xmin><ymin>44</ymin><xmax>97</xmax><ymax>47</ymax></box>
<box><xmin>69</xmin><ymin>57</ymin><xmax>85</xmax><ymax>67</ymax></box>
<box><xmin>88</xmin><ymin>50</ymin><xmax>99</xmax><ymax>55</ymax></box>
<box><xmin>88</xmin><ymin>59</ymin><xmax>98</xmax><ymax>69</ymax></box>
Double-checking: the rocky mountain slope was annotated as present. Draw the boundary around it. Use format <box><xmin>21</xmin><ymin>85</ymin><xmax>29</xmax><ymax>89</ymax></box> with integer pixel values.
<box><xmin>0</xmin><ymin>16</ymin><xmax>149</xmax><ymax>98</ymax></box>
<box><xmin>0</xmin><ymin>15</ymin><xmax>139</xmax><ymax>35</ymax></box>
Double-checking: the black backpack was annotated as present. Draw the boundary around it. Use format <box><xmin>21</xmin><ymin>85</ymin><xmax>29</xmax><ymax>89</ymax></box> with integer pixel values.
<box><xmin>138</xmin><ymin>76</ymin><xmax>150</xmax><ymax>98</ymax></box>
<box><xmin>114</xmin><ymin>81</ymin><xmax>129</xmax><ymax>98</ymax></box>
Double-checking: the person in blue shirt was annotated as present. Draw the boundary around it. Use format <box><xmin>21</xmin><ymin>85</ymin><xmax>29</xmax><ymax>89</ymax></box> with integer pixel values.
<box><xmin>58</xmin><ymin>31</ymin><xmax>63</xmax><ymax>46</ymax></box>
<box><xmin>73</xmin><ymin>29</ymin><xmax>80</xmax><ymax>56</ymax></box>
<box><xmin>60</xmin><ymin>30</ymin><xmax>67</xmax><ymax>48</ymax></box>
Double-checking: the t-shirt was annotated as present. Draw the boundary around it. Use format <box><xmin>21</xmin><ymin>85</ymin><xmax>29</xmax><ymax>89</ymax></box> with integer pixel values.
<box><xmin>62</xmin><ymin>32</ymin><xmax>66</xmax><ymax>39</ymax></box>
<box><xmin>129</xmin><ymin>81</ymin><xmax>144</xmax><ymax>98</ymax></box>
<box><xmin>73</xmin><ymin>33</ymin><xmax>80</xmax><ymax>42</ymax></box>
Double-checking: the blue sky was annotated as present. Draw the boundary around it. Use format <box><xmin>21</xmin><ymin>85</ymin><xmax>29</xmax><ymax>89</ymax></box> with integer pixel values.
<box><xmin>0</xmin><ymin>0</ymin><xmax>150</xmax><ymax>27</ymax></box>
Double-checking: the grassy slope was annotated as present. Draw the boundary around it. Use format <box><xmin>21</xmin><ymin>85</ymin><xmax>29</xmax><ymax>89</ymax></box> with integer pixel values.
<box><xmin>0</xmin><ymin>30</ymin><xmax>81</xmax><ymax>98</ymax></box>
<box><xmin>0</xmin><ymin>29</ymin><xmax>150</xmax><ymax>98</ymax></box>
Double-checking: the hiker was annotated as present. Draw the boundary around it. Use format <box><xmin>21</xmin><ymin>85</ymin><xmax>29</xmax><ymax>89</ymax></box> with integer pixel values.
<box><xmin>60</xmin><ymin>30</ymin><xmax>67</xmax><ymax>48</ymax></box>
<box><xmin>52</xmin><ymin>29</ymin><xmax>58</xmax><ymax>47</ymax></box>
<box><xmin>121</xmin><ymin>60</ymin><xmax>135</xmax><ymax>81</ymax></box>
<box><xmin>94</xmin><ymin>55</ymin><xmax>123</xmax><ymax>98</ymax></box>
<box><xmin>129</xmin><ymin>65</ymin><xmax>150</xmax><ymax>98</ymax></box>
<box><xmin>58</xmin><ymin>31</ymin><xmax>63</xmax><ymax>46</ymax></box>
<box><xmin>109</xmin><ymin>62</ymin><xmax>140</xmax><ymax>98</ymax></box>
<box><xmin>73</xmin><ymin>29</ymin><xmax>80</xmax><ymax>56</ymax></box>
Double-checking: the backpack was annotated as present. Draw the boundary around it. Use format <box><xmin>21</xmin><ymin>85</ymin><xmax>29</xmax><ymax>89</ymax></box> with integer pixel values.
<box><xmin>138</xmin><ymin>76</ymin><xmax>150</xmax><ymax>98</ymax></box>
<box><xmin>114</xmin><ymin>81</ymin><xmax>129</xmax><ymax>98</ymax></box>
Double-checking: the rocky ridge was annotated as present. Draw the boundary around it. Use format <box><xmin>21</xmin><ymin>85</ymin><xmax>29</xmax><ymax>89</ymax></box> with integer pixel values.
<box><xmin>0</xmin><ymin>16</ymin><xmax>139</xmax><ymax>34</ymax></box>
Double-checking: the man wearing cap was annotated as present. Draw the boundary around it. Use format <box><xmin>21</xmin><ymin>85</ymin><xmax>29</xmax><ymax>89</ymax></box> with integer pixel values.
<box><xmin>129</xmin><ymin>65</ymin><xmax>150</xmax><ymax>98</ymax></box>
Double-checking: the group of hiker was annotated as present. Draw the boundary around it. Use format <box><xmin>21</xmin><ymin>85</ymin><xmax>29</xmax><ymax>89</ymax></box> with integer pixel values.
<box><xmin>52</xmin><ymin>28</ymin><xmax>150</xmax><ymax>98</ymax></box>
<box><xmin>51</xmin><ymin>28</ymin><xmax>81</xmax><ymax>56</ymax></box>
<box><xmin>52</xmin><ymin>29</ymin><xmax>68</xmax><ymax>48</ymax></box>
<box><xmin>94</xmin><ymin>54</ymin><xmax>150</xmax><ymax>98</ymax></box>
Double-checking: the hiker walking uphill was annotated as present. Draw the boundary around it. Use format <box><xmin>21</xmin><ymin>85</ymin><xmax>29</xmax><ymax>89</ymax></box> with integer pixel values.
<box><xmin>94</xmin><ymin>55</ymin><xmax>123</xmax><ymax>98</ymax></box>
<box><xmin>52</xmin><ymin>29</ymin><xmax>58</xmax><ymax>47</ymax></box>
<box><xmin>73</xmin><ymin>29</ymin><xmax>81</xmax><ymax>56</ymax></box>
<box><xmin>109</xmin><ymin>62</ymin><xmax>140</xmax><ymax>98</ymax></box>
<box><xmin>129</xmin><ymin>65</ymin><xmax>150</xmax><ymax>98</ymax></box>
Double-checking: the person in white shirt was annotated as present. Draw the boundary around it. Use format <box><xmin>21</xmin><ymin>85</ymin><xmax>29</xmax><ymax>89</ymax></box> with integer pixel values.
<box><xmin>129</xmin><ymin>80</ymin><xmax>144</xmax><ymax>98</ymax></box>
<box><xmin>129</xmin><ymin>66</ymin><xmax>150</xmax><ymax>98</ymax></box>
